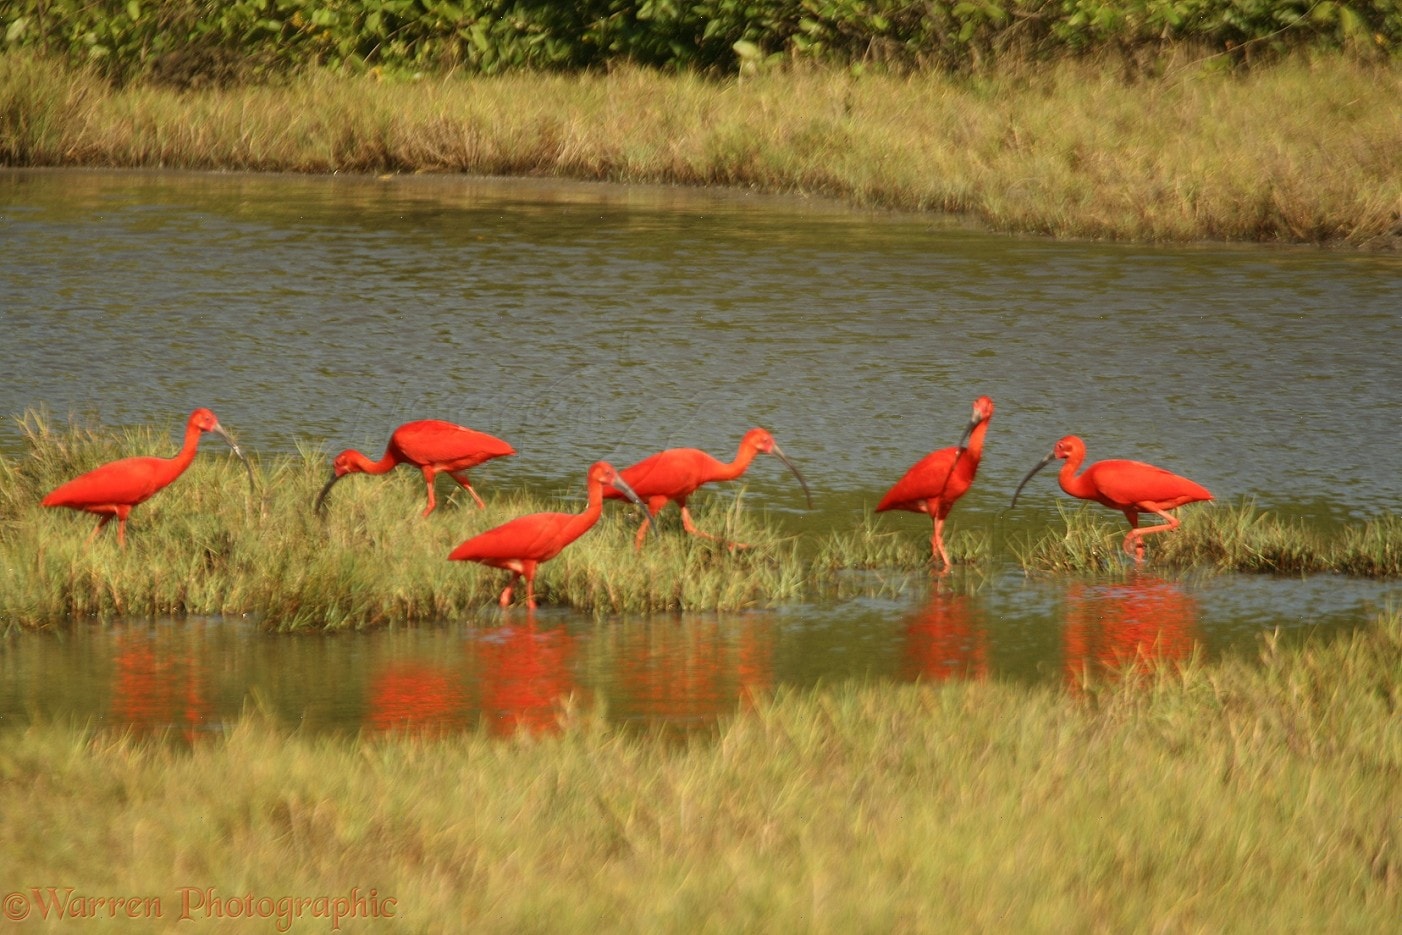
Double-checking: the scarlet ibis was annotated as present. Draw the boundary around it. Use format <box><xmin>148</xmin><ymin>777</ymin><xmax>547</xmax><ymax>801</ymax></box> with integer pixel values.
<box><xmin>604</xmin><ymin>427</ymin><xmax>812</xmax><ymax>549</ymax></box>
<box><xmin>448</xmin><ymin>461</ymin><xmax>644</xmax><ymax>610</ymax></box>
<box><xmin>876</xmin><ymin>395</ymin><xmax>994</xmax><ymax>569</ymax></box>
<box><xmin>1010</xmin><ymin>435</ymin><xmax>1213</xmax><ymax>563</ymax></box>
<box><xmin>42</xmin><ymin>408</ymin><xmax>252</xmax><ymax>547</ymax></box>
<box><xmin>315</xmin><ymin>419</ymin><xmax>515</xmax><ymax>516</ymax></box>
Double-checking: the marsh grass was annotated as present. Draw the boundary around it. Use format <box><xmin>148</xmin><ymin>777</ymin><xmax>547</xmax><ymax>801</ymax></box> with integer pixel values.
<box><xmin>1</xmin><ymin>411</ymin><xmax>819</xmax><ymax>628</ymax></box>
<box><xmin>3</xmin><ymin>413</ymin><xmax>1397</xmax><ymax>629</ymax></box>
<box><xmin>4</xmin><ymin>52</ymin><xmax>1400</xmax><ymax>246</ymax></box>
<box><xmin>1013</xmin><ymin>498</ymin><xmax>1402</xmax><ymax>577</ymax></box>
<box><xmin>1</xmin><ymin>608</ymin><xmax>1397</xmax><ymax>930</ymax></box>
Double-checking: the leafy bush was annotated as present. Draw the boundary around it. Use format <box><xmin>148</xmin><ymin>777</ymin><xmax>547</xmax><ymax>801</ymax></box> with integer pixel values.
<box><xmin>2</xmin><ymin>0</ymin><xmax>1399</xmax><ymax>85</ymax></box>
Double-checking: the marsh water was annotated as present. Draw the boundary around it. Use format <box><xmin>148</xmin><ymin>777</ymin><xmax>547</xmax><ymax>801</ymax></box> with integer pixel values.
<box><xmin>2</xmin><ymin>169</ymin><xmax>1399</xmax><ymax>737</ymax></box>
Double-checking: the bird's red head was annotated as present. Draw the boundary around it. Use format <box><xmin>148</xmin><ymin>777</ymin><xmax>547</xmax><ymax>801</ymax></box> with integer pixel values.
<box><xmin>189</xmin><ymin>408</ymin><xmax>221</xmax><ymax>433</ymax></box>
<box><xmin>590</xmin><ymin>461</ymin><xmax>645</xmax><ymax>508</ymax></box>
<box><xmin>1053</xmin><ymin>436</ymin><xmax>1085</xmax><ymax>461</ymax></box>
<box><xmin>972</xmin><ymin>396</ymin><xmax>995</xmax><ymax>422</ymax></box>
<box><xmin>330</xmin><ymin>450</ymin><xmax>361</xmax><ymax>477</ymax></box>
<box><xmin>588</xmin><ymin>461</ymin><xmax>619</xmax><ymax>486</ymax></box>
<box><xmin>741</xmin><ymin>428</ymin><xmax>776</xmax><ymax>454</ymax></box>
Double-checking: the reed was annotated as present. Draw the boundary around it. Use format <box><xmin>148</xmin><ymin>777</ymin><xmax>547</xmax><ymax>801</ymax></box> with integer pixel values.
<box><xmin>1</xmin><ymin>607</ymin><xmax>1396</xmax><ymax>930</ymax></box>
<box><xmin>2</xmin><ymin>52</ymin><xmax>1399</xmax><ymax>246</ymax></box>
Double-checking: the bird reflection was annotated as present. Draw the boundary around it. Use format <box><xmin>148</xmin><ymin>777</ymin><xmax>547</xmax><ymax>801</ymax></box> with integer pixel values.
<box><xmin>613</xmin><ymin>616</ymin><xmax>776</xmax><ymax>729</ymax></box>
<box><xmin>473</xmin><ymin>622</ymin><xmax>577</xmax><ymax>736</ymax></box>
<box><xmin>367</xmin><ymin>661</ymin><xmax>467</xmax><ymax>735</ymax></box>
<box><xmin>110</xmin><ymin>630</ymin><xmax>209</xmax><ymax>742</ymax></box>
<box><xmin>1062</xmin><ymin>574</ymin><xmax>1200</xmax><ymax>691</ymax></box>
<box><xmin>900</xmin><ymin>589</ymin><xmax>988</xmax><ymax>683</ymax></box>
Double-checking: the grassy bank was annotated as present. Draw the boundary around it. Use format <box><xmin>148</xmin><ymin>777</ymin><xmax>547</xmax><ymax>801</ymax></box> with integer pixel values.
<box><xmin>2</xmin><ymin>411</ymin><xmax>1398</xmax><ymax>629</ymax></box>
<box><xmin>1010</xmin><ymin>500</ymin><xmax>1402</xmax><ymax>577</ymax></box>
<box><xmin>3</xmin><ymin>52</ymin><xmax>1400</xmax><ymax>245</ymax></box>
<box><xmin>1</xmin><ymin>608</ymin><xmax>1397</xmax><ymax>930</ymax></box>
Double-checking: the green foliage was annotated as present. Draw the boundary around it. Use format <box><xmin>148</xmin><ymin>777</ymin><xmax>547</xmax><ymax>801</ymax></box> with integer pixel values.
<box><xmin>3</xmin><ymin>0</ymin><xmax>1399</xmax><ymax>85</ymax></box>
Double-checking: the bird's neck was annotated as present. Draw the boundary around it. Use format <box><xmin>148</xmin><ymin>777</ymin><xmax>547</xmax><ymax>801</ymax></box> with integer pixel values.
<box><xmin>352</xmin><ymin>449</ymin><xmax>400</xmax><ymax>475</ymax></box>
<box><xmin>1057</xmin><ymin>452</ymin><xmax>1094</xmax><ymax>499</ymax></box>
<box><xmin>560</xmin><ymin>479</ymin><xmax>607</xmax><ymax>544</ymax></box>
<box><xmin>717</xmin><ymin>443</ymin><xmax>761</xmax><ymax>482</ymax></box>
<box><xmin>963</xmin><ymin>419</ymin><xmax>990</xmax><ymax>463</ymax></box>
<box><xmin>169</xmin><ymin>421</ymin><xmax>206</xmax><ymax>474</ymax></box>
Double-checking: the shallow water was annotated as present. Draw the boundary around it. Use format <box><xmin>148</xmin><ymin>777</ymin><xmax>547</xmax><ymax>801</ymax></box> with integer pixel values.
<box><xmin>2</xmin><ymin>168</ymin><xmax>1398</xmax><ymax>736</ymax></box>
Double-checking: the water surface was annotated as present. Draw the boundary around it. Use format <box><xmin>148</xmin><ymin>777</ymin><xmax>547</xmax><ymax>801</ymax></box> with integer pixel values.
<box><xmin>2</xmin><ymin>169</ymin><xmax>1398</xmax><ymax>736</ymax></box>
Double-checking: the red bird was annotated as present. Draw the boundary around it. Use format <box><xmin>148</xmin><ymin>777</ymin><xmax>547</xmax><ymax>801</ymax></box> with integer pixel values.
<box><xmin>604</xmin><ymin>427</ymin><xmax>812</xmax><ymax>549</ymax></box>
<box><xmin>42</xmin><ymin>408</ymin><xmax>252</xmax><ymax>547</ymax></box>
<box><xmin>315</xmin><ymin>419</ymin><xmax>515</xmax><ymax>516</ymax></box>
<box><xmin>448</xmin><ymin>461</ymin><xmax>645</xmax><ymax>610</ymax></box>
<box><xmin>1010</xmin><ymin>435</ymin><xmax>1213</xmax><ymax>563</ymax></box>
<box><xmin>876</xmin><ymin>395</ymin><xmax>995</xmax><ymax>570</ymax></box>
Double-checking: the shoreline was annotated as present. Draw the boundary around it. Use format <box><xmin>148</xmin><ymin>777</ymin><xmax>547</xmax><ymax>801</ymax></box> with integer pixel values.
<box><xmin>4</xmin><ymin>54</ymin><xmax>1400</xmax><ymax>249</ymax></box>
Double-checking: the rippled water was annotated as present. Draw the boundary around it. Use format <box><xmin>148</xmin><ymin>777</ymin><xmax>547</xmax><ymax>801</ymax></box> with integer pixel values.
<box><xmin>2</xmin><ymin>168</ymin><xmax>1398</xmax><ymax>736</ymax></box>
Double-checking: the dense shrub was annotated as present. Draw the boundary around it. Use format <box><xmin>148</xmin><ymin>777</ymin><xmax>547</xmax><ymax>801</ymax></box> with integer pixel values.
<box><xmin>2</xmin><ymin>0</ymin><xmax>1399</xmax><ymax>85</ymax></box>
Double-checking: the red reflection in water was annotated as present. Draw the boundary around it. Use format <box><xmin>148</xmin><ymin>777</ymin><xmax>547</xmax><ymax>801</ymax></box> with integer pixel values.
<box><xmin>614</xmin><ymin>618</ymin><xmax>775</xmax><ymax>727</ymax></box>
<box><xmin>1062</xmin><ymin>575</ymin><xmax>1200</xmax><ymax>691</ymax></box>
<box><xmin>474</xmin><ymin>623</ymin><xmax>577</xmax><ymax>737</ymax></box>
<box><xmin>900</xmin><ymin>590</ymin><xmax>987</xmax><ymax>682</ymax></box>
<box><xmin>367</xmin><ymin>662</ymin><xmax>468</xmax><ymax>735</ymax></box>
<box><xmin>110</xmin><ymin>631</ymin><xmax>209</xmax><ymax>741</ymax></box>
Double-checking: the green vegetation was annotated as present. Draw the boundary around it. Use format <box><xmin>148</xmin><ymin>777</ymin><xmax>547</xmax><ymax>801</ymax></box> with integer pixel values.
<box><xmin>2</xmin><ymin>607</ymin><xmax>1397</xmax><ymax>929</ymax></box>
<box><xmin>0</xmin><ymin>409</ymin><xmax>808</xmax><ymax>628</ymax></box>
<box><xmin>3</xmin><ymin>0</ymin><xmax>1398</xmax><ymax>84</ymax></box>
<box><xmin>1012</xmin><ymin>500</ymin><xmax>1402</xmax><ymax>577</ymax></box>
<box><xmin>2</xmin><ymin>411</ymin><xmax>1397</xmax><ymax>630</ymax></box>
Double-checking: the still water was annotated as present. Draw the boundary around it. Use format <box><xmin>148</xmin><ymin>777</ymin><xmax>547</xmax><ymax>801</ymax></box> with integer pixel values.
<box><xmin>2</xmin><ymin>169</ymin><xmax>1399</xmax><ymax>736</ymax></box>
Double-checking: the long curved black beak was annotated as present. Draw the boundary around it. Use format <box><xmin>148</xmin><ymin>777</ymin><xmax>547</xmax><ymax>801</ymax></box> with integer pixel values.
<box><xmin>1009</xmin><ymin>451</ymin><xmax>1057</xmax><ymax>510</ymax></box>
<box><xmin>212</xmin><ymin>426</ymin><xmax>256</xmax><ymax>496</ymax></box>
<box><xmin>610</xmin><ymin>474</ymin><xmax>645</xmax><ymax>508</ymax></box>
<box><xmin>314</xmin><ymin>472</ymin><xmax>343</xmax><ymax>514</ymax></box>
<box><xmin>609</xmin><ymin>474</ymin><xmax>657</xmax><ymax>537</ymax></box>
<box><xmin>770</xmin><ymin>443</ymin><xmax>813</xmax><ymax>508</ymax></box>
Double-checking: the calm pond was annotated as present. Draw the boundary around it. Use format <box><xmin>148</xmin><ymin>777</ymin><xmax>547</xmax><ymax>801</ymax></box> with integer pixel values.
<box><xmin>2</xmin><ymin>168</ymin><xmax>1398</xmax><ymax>737</ymax></box>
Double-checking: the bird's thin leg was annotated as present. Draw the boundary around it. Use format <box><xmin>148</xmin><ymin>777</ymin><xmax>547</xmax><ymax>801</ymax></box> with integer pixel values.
<box><xmin>421</xmin><ymin>480</ymin><xmax>439</xmax><ymax>518</ymax></box>
<box><xmin>633</xmin><ymin>502</ymin><xmax>664</xmax><ymax>550</ymax></box>
<box><xmin>523</xmin><ymin>571</ymin><xmax>538</xmax><ymax>610</ymax></box>
<box><xmin>931</xmin><ymin>515</ymin><xmax>951</xmax><ymax>572</ymax></box>
<box><xmin>447</xmin><ymin>470</ymin><xmax>486</xmax><ymax>509</ymax></box>
<box><xmin>88</xmin><ymin>514</ymin><xmax>113</xmax><ymax>544</ymax></box>
<box><xmin>680</xmin><ymin>503</ymin><xmax>749</xmax><ymax>550</ymax></box>
<box><xmin>498</xmin><ymin>571</ymin><xmax>520</xmax><ymax>608</ymax></box>
<box><xmin>1123</xmin><ymin>509</ymin><xmax>1181</xmax><ymax>563</ymax></box>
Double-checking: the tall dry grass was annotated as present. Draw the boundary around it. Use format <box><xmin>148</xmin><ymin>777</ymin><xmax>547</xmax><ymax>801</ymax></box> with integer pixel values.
<box><xmin>3</xmin><ymin>52</ymin><xmax>1399</xmax><ymax>245</ymax></box>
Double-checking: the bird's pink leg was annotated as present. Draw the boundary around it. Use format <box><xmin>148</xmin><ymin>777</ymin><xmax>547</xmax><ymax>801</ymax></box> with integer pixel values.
<box><xmin>1122</xmin><ymin>509</ymin><xmax>1181</xmax><ymax>563</ymax></box>
<box><xmin>87</xmin><ymin>514</ymin><xmax>113</xmax><ymax>545</ymax></box>
<box><xmin>522</xmin><ymin>569</ymin><xmax>538</xmax><ymax>610</ymax></box>
<box><xmin>419</xmin><ymin>468</ymin><xmax>441</xmax><ymax>517</ymax></box>
<box><xmin>498</xmin><ymin>571</ymin><xmax>520</xmax><ymax>608</ymax></box>
<box><xmin>680</xmin><ymin>501</ymin><xmax>749</xmax><ymax>551</ymax></box>
<box><xmin>930</xmin><ymin>515</ymin><xmax>951</xmax><ymax>572</ymax></box>
<box><xmin>633</xmin><ymin>501</ymin><xmax>665</xmax><ymax>550</ymax></box>
<box><xmin>447</xmin><ymin>470</ymin><xmax>486</xmax><ymax>509</ymax></box>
